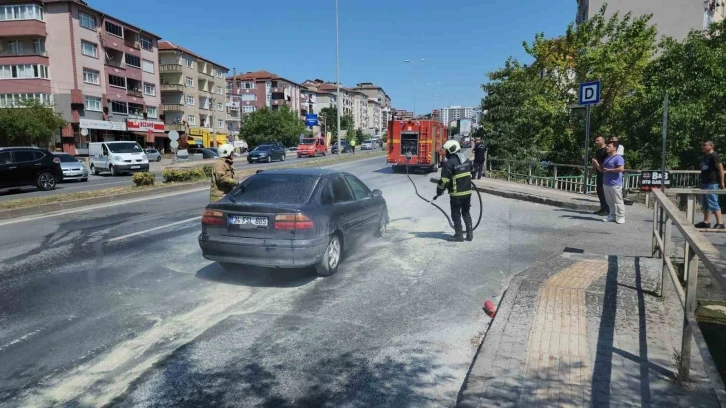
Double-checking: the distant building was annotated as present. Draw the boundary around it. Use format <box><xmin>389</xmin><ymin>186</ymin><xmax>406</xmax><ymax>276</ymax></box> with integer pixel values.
<box><xmin>439</xmin><ymin>106</ymin><xmax>475</xmax><ymax>126</ymax></box>
<box><xmin>226</xmin><ymin>70</ymin><xmax>303</xmax><ymax>119</ymax></box>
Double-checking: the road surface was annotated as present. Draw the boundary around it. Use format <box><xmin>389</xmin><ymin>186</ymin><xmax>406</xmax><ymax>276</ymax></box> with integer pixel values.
<box><xmin>0</xmin><ymin>155</ymin><xmax>652</xmax><ymax>407</ymax></box>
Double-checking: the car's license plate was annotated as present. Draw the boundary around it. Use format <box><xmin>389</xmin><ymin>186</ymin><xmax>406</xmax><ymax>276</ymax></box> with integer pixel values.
<box><xmin>131</xmin><ymin>165</ymin><xmax>140</xmax><ymax>169</ymax></box>
<box><xmin>229</xmin><ymin>216</ymin><xmax>268</xmax><ymax>227</ymax></box>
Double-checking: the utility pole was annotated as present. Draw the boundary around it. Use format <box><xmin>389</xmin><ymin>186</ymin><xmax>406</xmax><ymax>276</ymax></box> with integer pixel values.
<box><xmin>335</xmin><ymin>0</ymin><xmax>341</xmax><ymax>158</ymax></box>
<box><xmin>405</xmin><ymin>59</ymin><xmax>425</xmax><ymax>117</ymax></box>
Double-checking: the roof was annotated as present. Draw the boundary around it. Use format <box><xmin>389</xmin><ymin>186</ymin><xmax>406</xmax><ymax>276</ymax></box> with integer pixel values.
<box><xmin>226</xmin><ymin>70</ymin><xmax>301</xmax><ymax>86</ymax></box>
<box><xmin>54</xmin><ymin>0</ymin><xmax>162</xmax><ymax>39</ymax></box>
<box><xmin>158</xmin><ymin>41</ymin><xmax>229</xmax><ymax>71</ymax></box>
<box><xmin>255</xmin><ymin>168</ymin><xmax>337</xmax><ymax>177</ymax></box>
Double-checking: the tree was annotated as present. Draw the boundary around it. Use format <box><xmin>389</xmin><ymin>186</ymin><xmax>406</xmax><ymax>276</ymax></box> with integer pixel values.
<box><xmin>354</xmin><ymin>129</ymin><xmax>366</xmax><ymax>145</ymax></box>
<box><xmin>319</xmin><ymin>107</ymin><xmax>354</xmax><ymax>139</ymax></box>
<box><xmin>0</xmin><ymin>100</ymin><xmax>66</xmax><ymax>147</ymax></box>
<box><xmin>239</xmin><ymin>106</ymin><xmax>305</xmax><ymax>148</ymax></box>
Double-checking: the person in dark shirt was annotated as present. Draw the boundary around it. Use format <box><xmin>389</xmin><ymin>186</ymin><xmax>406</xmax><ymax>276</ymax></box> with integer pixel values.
<box><xmin>471</xmin><ymin>138</ymin><xmax>487</xmax><ymax>179</ymax></box>
<box><xmin>592</xmin><ymin>136</ymin><xmax>609</xmax><ymax>215</ymax></box>
<box><xmin>696</xmin><ymin>141</ymin><xmax>725</xmax><ymax>229</ymax></box>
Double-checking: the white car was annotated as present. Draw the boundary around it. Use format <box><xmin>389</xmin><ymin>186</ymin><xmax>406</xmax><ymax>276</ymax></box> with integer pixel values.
<box><xmin>361</xmin><ymin>140</ymin><xmax>375</xmax><ymax>150</ymax></box>
<box><xmin>89</xmin><ymin>141</ymin><xmax>149</xmax><ymax>176</ymax></box>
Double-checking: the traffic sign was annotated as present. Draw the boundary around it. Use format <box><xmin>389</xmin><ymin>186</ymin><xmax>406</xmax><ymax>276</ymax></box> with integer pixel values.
<box><xmin>168</xmin><ymin>130</ymin><xmax>180</xmax><ymax>141</ymax></box>
<box><xmin>80</xmin><ymin>128</ymin><xmax>89</xmax><ymax>137</ymax></box>
<box><xmin>305</xmin><ymin>114</ymin><xmax>318</xmax><ymax>127</ymax></box>
<box><xmin>579</xmin><ymin>81</ymin><xmax>601</xmax><ymax>106</ymax></box>
<box><xmin>170</xmin><ymin>140</ymin><xmax>179</xmax><ymax>149</ymax></box>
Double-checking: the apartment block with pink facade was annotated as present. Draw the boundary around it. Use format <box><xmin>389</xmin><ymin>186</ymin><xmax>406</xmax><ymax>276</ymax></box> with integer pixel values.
<box><xmin>0</xmin><ymin>0</ymin><xmax>163</xmax><ymax>154</ymax></box>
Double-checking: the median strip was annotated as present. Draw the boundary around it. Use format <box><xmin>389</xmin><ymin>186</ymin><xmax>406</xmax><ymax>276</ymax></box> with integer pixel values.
<box><xmin>0</xmin><ymin>151</ymin><xmax>386</xmax><ymax>220</ymax></box>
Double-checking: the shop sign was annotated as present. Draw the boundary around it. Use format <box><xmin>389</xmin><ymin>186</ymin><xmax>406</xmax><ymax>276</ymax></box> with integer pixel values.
<box><xmin>79</xmin><ymin>119</ymin><xmax>127</xmax><ymax>131</ymax></box>
<box><xmin>127</xmin><ymin>119</ymin><xmax>165</xmax><ymax>132</ymax></box>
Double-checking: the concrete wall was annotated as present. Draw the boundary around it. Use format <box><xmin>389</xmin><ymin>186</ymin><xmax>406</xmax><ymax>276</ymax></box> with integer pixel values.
<box><xmin>44</xmin><ymin>2</ymin><xmax>75</xmax><ymax>119</ymax></box>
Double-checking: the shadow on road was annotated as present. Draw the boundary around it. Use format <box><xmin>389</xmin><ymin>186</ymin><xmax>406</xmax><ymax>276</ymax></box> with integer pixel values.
<box><xmin>195</xmin><ymin>262</ymin><xmax>316</xmax><ymax>288</ymax></box>
<box><xmin>560</xmin><ymin>215</ymin><xmax>603</xmax><ymax>222</ymax></box>
<box><xmin>411</xmin><ymin>231</ymin><xmax>452</xmax><ymax>241</ymax></box>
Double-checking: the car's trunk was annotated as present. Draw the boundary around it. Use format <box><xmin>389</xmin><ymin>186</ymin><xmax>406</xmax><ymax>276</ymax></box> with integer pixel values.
<box><xmin>208</xmin><ymin>203</ymin><xmax>303</xmax><ymax>240</ymax></box>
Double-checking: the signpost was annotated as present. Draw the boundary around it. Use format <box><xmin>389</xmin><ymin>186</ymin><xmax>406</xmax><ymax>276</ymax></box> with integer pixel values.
<box><xmin>169</xmin><ymin>131</ymin><xmax>180</xmax><ymax>161</ymax></box>
<box><xmin>640</xmin><ymin>170</ymin><xmax>671</xmax><ymax>190</ymax></box>
<box><xmin>579</xmin><ymin>80</ymin><xmax>601</xmax><ymax>194</ymax></box>
<box><xmin>305</xmin><ymin>114</ymin><xmax>319</xmax><ymax>128</ymax></box>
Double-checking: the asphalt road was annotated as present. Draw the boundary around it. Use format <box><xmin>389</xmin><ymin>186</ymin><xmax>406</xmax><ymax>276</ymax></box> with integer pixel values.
<box><xmin>0</xmin><ymin>154</ymin><xmax>653</xmax><ymax>407</ymax></box>
<box><xmin>0</xmin><ymin>150</ymin><xmax>364</xmax><ymax>202</ymax></box>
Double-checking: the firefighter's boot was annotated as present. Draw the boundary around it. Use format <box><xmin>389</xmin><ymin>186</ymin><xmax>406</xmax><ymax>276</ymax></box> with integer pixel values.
<box><xmin>465</xmin><ymin>221</ymin><xmax>474</xmax><ymax>242</ymax></box>
<box><xmin>448</xmin><ymin>228</ymin><xmax>465</xmax><ymax>242</ymax></box>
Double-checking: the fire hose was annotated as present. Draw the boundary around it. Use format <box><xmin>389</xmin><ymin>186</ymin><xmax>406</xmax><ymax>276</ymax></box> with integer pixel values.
<box><xmin>404</xmin><ymin>150</ymin><xmax>484</xmax><ymax>232</ymax></box>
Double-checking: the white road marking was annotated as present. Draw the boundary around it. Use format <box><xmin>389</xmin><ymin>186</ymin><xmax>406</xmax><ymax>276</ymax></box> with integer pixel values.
<box><xmin>107</xmin><ymin>217</ymin><xmax>201</xmax><ymax>242</ymax></box>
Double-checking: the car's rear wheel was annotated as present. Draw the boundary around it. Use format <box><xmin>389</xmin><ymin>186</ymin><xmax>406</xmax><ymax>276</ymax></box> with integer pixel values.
<box><xmin>375</xmin><ymin>213</ymin><xmax>388</xmax><ymax>238</ymax></box>
<box><xmin>36</xmin><ymin>171</ymin><xmax>57</xmax><ymax>191</ymax></box>
<box><xmin>91</xmin><ymin>164</ymin><xmax>100</xmax><ymax>175</ymax></box>
<box><xmin>156</xmin><ymin>156</ymin><xmax>162</xmax><ymax>162</ymax></box>
<box><xmin>316</xmin><ymin>234</ymin><xmax>342</xmax><ymax>277</ymax></box>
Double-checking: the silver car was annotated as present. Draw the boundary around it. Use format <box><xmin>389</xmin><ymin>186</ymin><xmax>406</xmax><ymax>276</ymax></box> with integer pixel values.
<box><xmin>54</xmin><ymin>153</ymin><xmax>89</xmax><ymax>182</ymax></box>
<box><xmin>145</xmin><ymin>148</ymin><xmax>162</xmax><ymax>162</ymax></box>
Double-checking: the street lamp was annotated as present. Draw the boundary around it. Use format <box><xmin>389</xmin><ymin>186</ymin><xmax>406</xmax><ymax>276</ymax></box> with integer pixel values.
<box><xmin>404</xmin><ymin>58</ymin><xmax>425</xmax><ymax>117</ymax></box>
<box><xmin>335</xmin><ymin>0</ymin><xmax>341</xmax><ymax>157</ymax></box>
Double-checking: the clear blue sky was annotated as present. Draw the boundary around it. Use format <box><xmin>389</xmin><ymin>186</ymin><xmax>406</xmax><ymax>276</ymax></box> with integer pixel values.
<box><xmin>107</xmin><ymin>0</ymin><xmax>575</xmax><ymax>112</ymax></box>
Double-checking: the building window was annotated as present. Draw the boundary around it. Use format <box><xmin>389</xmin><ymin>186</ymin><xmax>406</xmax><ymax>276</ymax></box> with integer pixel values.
<box><xmin>32</xmin><ymin>39</ymin><xmax>45</xmax><ymax>55</ymax></box>
<box><xmin>128</xmin><ymin>103</ymin><xmax>144</xmax><ymax>116</ymax></box>
<box><xmin>183</xmin><ymin>57</ymin><xmax>193</xmax><ymax>68</ymax></box>
<box><xmin>186</xmin><ymin>95</ymin><xmax>194</xmax><ymax>105</ymax></box>
<box><xmin>187</xmin><ymin>115</ymin><xmax>196</xmax><ymax>125</ymax></box>
<box><xmin>111</xmin><ymin>100</ymin><xmax>128</xmax><ymax>114</ymax></box>
<box><xmin>216</xmin><ymin>86</ymin><xmax>223</xmax><ymax>95</ymax></box>
<box><xmin>143</xmin><ymin>82</ymin><xmax>155</xmax><ymax>96</ymax></box>
<box><xmin>240</xmin><ymin>94</ymin><xmax>256</xmax><ymax>102</ymax></box>
<box><xmin>243</xmin><ymin>81</ymin><xmax>254</xmax><ymax>89</ymax></box>
<box><xmin>83</xmin><ymin>68</ymin><xmax>100</xmax><ymax>85</ymax></box>
<box><xmin>8</xmin><ymin>40</ymin><xmax>22</xmax><ymax>55</ymax></box>
<box><xmin>216</xmin><ymin>102</ymin><xmax>223</xmax><ymax>111</ymax></box>
<box><xmin>217</xmin><ymin>70</ymin><xmax>224</xmax><ymax>79</ymax></box>
<box><xmin>140</xmin><ymin>36</ymin><xmax>152</xmax><ymax>51</ymax></box>
<box><xmin>81</xmin><ymin>41</ymin><xmax>97</xmax><ymax>58</ymax></box>
<box><xmin>146</xmin><ymin>106</ymin><xmax>158</xmax><ymax>119</ymax></box>
<box><xmin>0</xmin><ymin>93</ymin><xmax>51</xmax><ymax>107</ymax></box>
<box><xmin>185</xmin><ymin>77</ymin><xmax>194</xmax><ymax>87</ymax></box>
<box><xmin>243</xmin><ymin>106</ymin><xmax>255</xmax><ymax>113</ymax></box>
<box><xmin>217</xmin><ymin>119</ymin><xmax>224</xmax><ymax>128</ymax></box>
<box><xmin>141</xmin><ymin>59</ymin><xmax>154</xmax><ymax>74</ymax></box>
<box><xmin>79</xmin><ymin>12</ymin><xmax>95</xmax><ymax>30</ymax></box>
<box><xmin>125</xmin><ymin>54</ymin><xmax>141</xmax><ymax>68</ymax></box>
<box><xmin>0</xmin><ymin>4</ymin><xmax>44</xmax><ymax>21</ymax></box>
<box><xmin>85</xmin><ymin>96</ymin><xmax>102</xmax><ymax>112</ymax></box>
<box><xmin>108</xmin><ymin>74</ymin><xmax>126</xmax><ymax>88</ymax></box>
<box><xmin>0</xmin><ymin>64</ymin><xmax>49</xmax><ymax>79</ymax></box>
<box><xmin>105</xmin><ymin>21</ymin><xmax>123</xmax><ymax>38</ymax></box>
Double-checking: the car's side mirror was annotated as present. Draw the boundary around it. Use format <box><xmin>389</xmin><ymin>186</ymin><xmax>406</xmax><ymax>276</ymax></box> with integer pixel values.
<box><xmin>372</xmin><ymin>189</ymin><xmax>382</xmax><ymax>197</ymax></box>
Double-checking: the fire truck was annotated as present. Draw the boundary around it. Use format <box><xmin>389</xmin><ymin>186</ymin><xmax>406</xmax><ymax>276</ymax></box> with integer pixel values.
<box><xmin>387</xmin><ymin>119</ymin><xmax>448</xmax><ymax>173</ymax></box>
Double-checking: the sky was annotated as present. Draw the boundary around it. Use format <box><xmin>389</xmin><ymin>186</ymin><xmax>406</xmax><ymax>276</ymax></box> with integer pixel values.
<box><xmin>106</xmin><ymin>0</ymin><xmax>576</xmax><ymax>113</ymax></box>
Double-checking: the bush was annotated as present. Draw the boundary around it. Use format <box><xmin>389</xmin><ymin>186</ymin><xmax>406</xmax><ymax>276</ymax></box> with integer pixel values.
<box><xmin>132</xmin><ymin>172</ymin><xmax>155</xmax><ymax>187</ymax></box>
<box><xmin>162</xmin><ymin>168</ymin><xmax>207</xmax><ymax>183</ymax></box>
<box><xmin>202</xmin><ymin>164</ymin><xmax>213</xmax><ymax>177</ymax></box>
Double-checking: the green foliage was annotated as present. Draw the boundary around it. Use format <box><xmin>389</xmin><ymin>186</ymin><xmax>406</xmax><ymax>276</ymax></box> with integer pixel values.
<box><xmin>202</xmin><ymin>164</ymin><xmax>213</xmax><ymax>177</ymax></box>
<box><xmin>162</xmin><ymin>168</ymin><xmax>206</xmax><ymax>183</ymax></box>
<box><xmin>354</xmin><ymin>129</ymin><xmax>366</xmax><ymax>145</ymax></box>
<box><xmin>319</xmin><ymin>107</ymin><xmax>355</xmax><ymax>138</ymax></box>
<box><xmin>239</xmin><ymin>106</ymin><xmax>305</xmax><ymax>149</ymax></box>
<box><xmin>131</xmin><ymin>172</ymin><xmax>155</xmax><ymax>187</ymax></box>
<box><xmin>0</xmin><ymin>99</ymin><xmax>67</xmax><ymax>147</ymax></box>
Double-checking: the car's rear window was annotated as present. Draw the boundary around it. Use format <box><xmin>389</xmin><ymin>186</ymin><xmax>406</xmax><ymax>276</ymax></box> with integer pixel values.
<box><xmin>234</xmin><ymin>174</ymin><xmax>319</xmax><ymax>204</ymax></box>
<box><xmin>55</xmin><ymin>154</ymin><xmax>77</xmax><ymax>163</ymax></box>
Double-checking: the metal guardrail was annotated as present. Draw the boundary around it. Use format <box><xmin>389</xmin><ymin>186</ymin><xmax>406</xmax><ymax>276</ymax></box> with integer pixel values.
<box><xmin>651</xmin><ymin>188</ymin><xmax>726</xmax><ymax>403</ymax></box>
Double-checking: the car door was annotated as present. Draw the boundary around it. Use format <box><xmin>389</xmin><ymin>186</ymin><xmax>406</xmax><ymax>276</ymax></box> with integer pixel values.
<box><xmin>0</xmin><ymin>151</ymin><xmax>12</xmax><ymax>188</ymax></box>
<box><xmin>344</xmin><ymin>174</ymin><xmax>380</xmax><ymax>233</ymax></box>
<box><xmin>329</xmin><ymin>175</ymin><xmax>363</xmax><ymax>242</ymax></box>
<box><xmin>11</xmin><ymin>150</ymin><xmax>39</xmax><ymax>186</ymax></box>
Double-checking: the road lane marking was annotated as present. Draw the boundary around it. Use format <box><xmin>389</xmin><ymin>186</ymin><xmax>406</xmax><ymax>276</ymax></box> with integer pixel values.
<box><xmin>107</xmin><ymin>217</ymin><xmax>201</xmax><ymax>242</ymax></box>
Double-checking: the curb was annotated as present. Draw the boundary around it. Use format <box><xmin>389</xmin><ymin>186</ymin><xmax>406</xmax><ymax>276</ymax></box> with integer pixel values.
<box><xmin>0</xmin><ymin>181</ymin><xmax>207</xmax><ymax>221</ymax></box>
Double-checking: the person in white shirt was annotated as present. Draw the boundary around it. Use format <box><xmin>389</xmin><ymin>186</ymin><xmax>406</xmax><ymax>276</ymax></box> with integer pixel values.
<box><xmin>611</xmin><ymin>136</ymin><xmax>624</xmax><ymax>156</ymax></box>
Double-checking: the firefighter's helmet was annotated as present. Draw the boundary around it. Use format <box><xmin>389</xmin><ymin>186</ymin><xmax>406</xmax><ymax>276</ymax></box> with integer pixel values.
<box><xmin>218</xmin><ymin>144</ymin><xmax>234</xmax><ymax>158</ymax></box>
<box><xmin>443</xmin><ymin>140</ymin><xmax>461</xmax><ymax>154</ymax></box>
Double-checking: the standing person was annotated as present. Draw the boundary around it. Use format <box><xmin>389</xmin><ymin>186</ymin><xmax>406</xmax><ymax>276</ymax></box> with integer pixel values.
<box><xmin>592</xmin><ymin>136</ymin><xmax>610</xmax><ymax>216</ymax></box>
<box><xmin>696</xmin><ymin>141</ymin><xmax>725</xmax><ymax>229</ymax></box>
<box><xmin>471</xmin><ymin>138</ymin><xmax>486</xmax><ymax>179</ymax></box>
<box><xmin>591</xmin><ymin>140</ymin><xmax>625</xmax><ymax>224</ymax></box>
<box><xmin>349</xmin><ymin>138</ymin><xmax>356</xmax><ymax>154</ymax></box>
<box><xmin>209</xmin><ymin>144</ymin><xmax>237</xmax><ymax>202</ymax></box>
<box><xmin>435</xmin><ymin>140</ymin><xmax>474</xmax><ymax>242</ymax></box>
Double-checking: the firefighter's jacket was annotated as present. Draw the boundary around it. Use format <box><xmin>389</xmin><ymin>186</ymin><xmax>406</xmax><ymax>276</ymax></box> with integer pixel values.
<box><xmin>209</xmin><ymin>157</ymin><xmax>237</xmax><ymax>202</ymax></box>
<box><xmin>437</xmin><ymin>153</ymin><xmax>473</xmax><ymax>198</ymax></box>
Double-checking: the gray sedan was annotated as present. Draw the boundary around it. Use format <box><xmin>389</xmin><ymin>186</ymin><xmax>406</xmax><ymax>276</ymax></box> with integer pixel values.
<box><xmin>54</xmin><ymin>153</ymin><xmax>89</xmax><ymax>182</ymax></box>
<box><xmin>144</xmin><ymin>149</ymin><xmax>162</xmax><ymax>162</ymax></box>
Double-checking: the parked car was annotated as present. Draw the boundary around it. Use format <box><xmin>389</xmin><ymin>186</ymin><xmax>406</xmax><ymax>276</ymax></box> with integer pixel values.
<box><xmin>199</xmin><ymin>168</ymin><xmax>388</xmax><ymax>276</ymax></box>
<box><xmin>54</xmin><ymin>153</ymin><xmax>89</xmax><ymax>182</ymax></box>
<box><xmin>361</xmin><ymin>140</ymin><xmax>375</xmax><ymax>150</ymax></box>
<box><xmin>188</xmin><ymin>148</ymin><xmax>219</xmax><ymax>159</ymax></box>
<box><xmin>247</xmin><ymin>144</ymin><xmax>286</xmax><ymax>163</ymax></box>
<box><xmin>89</xmin><ymin>141</ymin><xmax>149</xmax><ymax>176</ymax></box>
<box><xmin>144</xmin><ymin>148</ymin><xmax>162</xmax><ymax>162</ymax></box>
<box><xmin>331</xmin><ymin>141</ymin><xmax>352</xmax><ymax>154</ymax></box>
<box><xmin>0</xmin><ymin>147</ymin><xmax>63</xmax><ymax>191</ymax></box>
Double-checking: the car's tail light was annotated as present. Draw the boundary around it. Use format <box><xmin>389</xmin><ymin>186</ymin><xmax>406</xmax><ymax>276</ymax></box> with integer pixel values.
<box><xmin>53</xmin><ymin>157</ymin><xmax>61</xmax><ymax>164</ymax></box>
<box><xmin>202</xmin><ymin>209</ymin><xmax>224</xmax><ymax>225</ymax></box>
<box><xmin>274</xmin><ymin>214</ymin><xmax>313</xmax><ymax>230</ymax></box>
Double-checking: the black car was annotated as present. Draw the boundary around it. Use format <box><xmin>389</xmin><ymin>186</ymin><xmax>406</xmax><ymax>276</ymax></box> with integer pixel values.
<box><xmin>199</xmin><ymin>168</ymin><xmax>389</xmax><ymax>276</ymax></box>
<box><xmin>331</xmin><ymin>141</ymin><xmax>352</xmax><ymax>154</ymax></box>
<box><xmin>0</xmin><ymin>147</ymin><xmax>63</xmax><ymax>191</ymax></box>
<box><xmin>247</xmin><ymin>144</ymin><xmax>286</xmax><ymax>163</ymax></box>
<box><xmin>188</xmin><ymin>148</ymin><xmax>219</xmax><ymax>159</ymax></box>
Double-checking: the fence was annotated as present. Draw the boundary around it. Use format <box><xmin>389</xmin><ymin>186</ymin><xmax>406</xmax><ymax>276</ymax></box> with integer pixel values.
<box><xmin>486</xmin><ymin>158</ymin><xmax>701</xmax><ymax>194</ymax></box>
<box><xmin>651</xmin><ymin>188</ymin><xmax>726</xmax><ymax>403</ymax></box>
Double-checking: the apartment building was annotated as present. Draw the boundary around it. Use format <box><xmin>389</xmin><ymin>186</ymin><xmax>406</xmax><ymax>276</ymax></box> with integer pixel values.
<box><xmin>350</xmin><ymin>89</ymin><xmax>369</xmax><ymax>131</ymax></box>
<box><xmin>226</xmin><ymin>70</ymin><xmax>302</xmax><ymax>119</ymax></box>
<box><xmin>158</xmin><ymin>40</ymin><xmax>228</xmax><ymax>148</ymax></box>
<box><xmin>366</xmin><ymin>98</ymin><xmax>382</xmax><ymax>135</ymax></box>
<box><xmin>576</xmin><ymin>0</ymin><xmax>722</xmax><ymax>40</ymax></box>
<box><xmin>440</xmin><ymin>106</ymin><xmax>475</xmax><ymax>126</ymax></box>
<box><xmin>0</xmin><ymin>0</ymin><xmax>163</xmax><ymax>154</ymax></box>
<box><xmin>353</xmin><ymin>82</ymin><xmax>390</xmax><ymax>132</ymax></box>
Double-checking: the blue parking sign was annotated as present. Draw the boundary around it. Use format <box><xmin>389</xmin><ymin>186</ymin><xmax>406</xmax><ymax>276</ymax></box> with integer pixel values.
<box><xmin>579</xmin><ymin>81</ymin><xmax>601</xmax><ymax>106</ymax></box>
<box><xmin>305</xmin><ymin>114</ymin><xmax>318</xmax><ymax>127</ymax></box>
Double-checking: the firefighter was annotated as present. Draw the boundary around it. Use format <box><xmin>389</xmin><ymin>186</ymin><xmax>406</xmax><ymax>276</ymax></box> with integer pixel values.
<box><xmin>435</xmin><ymin>140</ymin><xmax>474</xmax><ymax>242</ymax></box>
<box><xmin>209</xmin><ymin>144</ymin><xmax>237</xmax><ymax>202</ymax></box>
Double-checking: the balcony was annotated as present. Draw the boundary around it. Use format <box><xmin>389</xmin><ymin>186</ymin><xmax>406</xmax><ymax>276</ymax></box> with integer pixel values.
<box><xmin>227</xmin><ymin>115</ymin><xmax>241</xmax><ymax>122</ymax></box>
<box><xmin>161</xmin><ymin>84</ymin><xmax>184</xmax><ymax>92</ymax></box>
<box><xmin>166</xmin><ymin>123</ymin><xmax>186</xmax><ymax>131</ymax></box>
<box><xmin>0</xmin><ymin>20</ymin><xmax>46</xmax><ymax>37</ymax></box>
<box><xmin>106</xmin><ymin>59</ymin><xmax>125</xmax><ymax>69</ymax></box>
<box><xmin>127</xmin><ymin>89</ymin><xmax>143</xmax><ymax>98</ymax></box>
<box><xmin>198</xmin><ymin>70</ymin><xmax>213</xmax><ymax>78</ymax></box>
<box><xmin>0</xmin><ymin>48</ymin><xmax>47</xmax><ymax>58</ymax></box>
<box><xmin>163</xmin><ymin>104</ymin><xmax>185</xmax><ymax>112</ymax></box>
<box><xmin>160</xmin><ymin>64</ymin><xmax>183</xmax><ymax>73</ymax></box>
<box><xmin>199</xmin><ymin>105</ymin><xmax>211</xmax><ymax>111</ymax></box>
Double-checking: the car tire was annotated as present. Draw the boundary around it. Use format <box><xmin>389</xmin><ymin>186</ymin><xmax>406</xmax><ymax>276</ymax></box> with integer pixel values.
<box><xmin>266</xmin><ymin>156</ymin><xmax>272</xmax><ymax>163</ymax></box>
<box><xmin>375</xmin><ymin>212</ymin><xmax>388</xmax><ymax>238</ymax></box>
<box><xmin>81</xmin><ymin>178</ymin><xmax>88</xmax><ymax>182</ymax></box>
<box><xmin>110</xmin><ymin>165</ymin><xmax>118</xmax><ymax>176</ymax></box>
<box><xmin>281</xmin><ymin>155</ymin><xmax>286</xmax><ymax>161</ymax></box>
<box><xmin>91</xmin><ymin>165</ymin><xmax>100</xmax><ymax>176</ymax></box>
<box><xmin>36</xmin><ymin>171</ymin><xmax>57</xmax><ymax>191</ymax></box>
<box><xmin>156</xmin><ymin>156</ymin><xmax>162</xmax><ymax>162</ymax></box>
<box><xmin>316</xmin><ymin>234</ymin><xmax>342</xmax><ymax>277</ymax></box>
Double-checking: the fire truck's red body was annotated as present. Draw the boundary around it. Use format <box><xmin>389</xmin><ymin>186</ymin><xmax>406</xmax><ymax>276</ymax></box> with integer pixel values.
<box><xmin>387</xmin><ymin>119</ymin><xmax>447</xmax><ymax>172</ymax></box>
